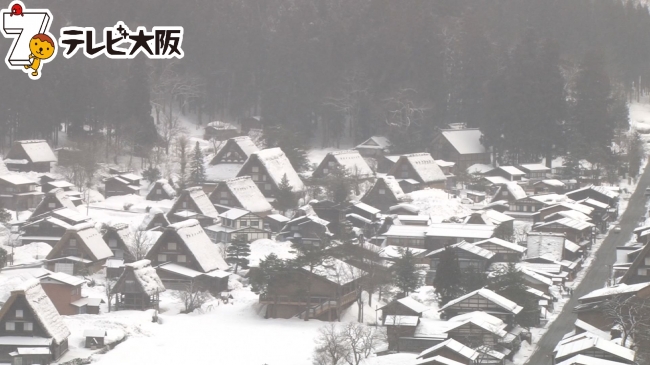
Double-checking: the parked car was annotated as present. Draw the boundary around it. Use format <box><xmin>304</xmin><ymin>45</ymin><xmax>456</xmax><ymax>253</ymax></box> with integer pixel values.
<box><xmin>613</xmin><ymin>225</ymin><xmax>621</xmax><ymax>233</ymax></box>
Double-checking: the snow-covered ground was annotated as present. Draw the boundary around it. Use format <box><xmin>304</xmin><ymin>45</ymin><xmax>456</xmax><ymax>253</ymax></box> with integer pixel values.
<box><xmin>408</xmin><ymin>189</ymin><xmax>474</xmax><ymax>222</ymax></box>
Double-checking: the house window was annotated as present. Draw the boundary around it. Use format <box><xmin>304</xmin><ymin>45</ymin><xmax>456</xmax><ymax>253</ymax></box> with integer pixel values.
<box><xmin>323</xmin><ymin>168</ymin><xmax>329</xmax><ymax>174</ymax></box>
<box><xmin>156</xmin><ymin>189</ymin><xmax>162</xmax><ymax>194</ymax></box>
<box><xmin>5</xmin><ymin>322</ymin><xmax>14</xmax><ymax>331</ymax></box>
<box><xmin>182</xmin><ymin>202</ymin><xmax>188</xmax><ymax>208</ymax></box>
<box><xmin>639</xmin><ymin>268</ymin><xmax>648</xmax><ymax>276</ymax></box>
<box><xmin>48</xmin><ymin>202</ymin><xmax>56</xmax><ymax>208</ymax></box>
<box><xmin>15</xmin><ymin>310</ymin><xmax>23</xmax><ymax>318</ymax></box>
<box><xmin>177</xmin><ymin>255</ymin><xmax>187</xmax><ymax>263</ymax></box>
<box><xmin>252</xmin><ymin>166</ymin><xmax>259</xmax><ymax>173</ymax></box>
<box><xmin>262</xmin><ymin>175</ymin><xmax>267</xmax><ymax>181</ymax></box>
<box><xmin>379</xmin><ymin>189</ymin><xmax>386</xmax><ymax>195</ymax></box>
<box><xmin>220</xmin><ymin>199</ymin><xmax>229</xmax><ymax>205</ymax></box>
<box><xmin>251</xmin><ymin>220</ymin><xmax>259</xmax><ymax>228</ymax></box>
<box><xmin>108</xmin><ymin>239</ymin><xmax>118</xmax><ymax>248</ymax></box>
<box><xmin>240</xmin><ymin>221</ymin><xmax>248</xmax><ymax>227</ymax></box>
<box><xmin>23</xmin><ymin>322</ymin><xmax>33</xmax><ymax>331</ymax></box>
<box><xmin>328</xmin><ymin>161</ymin><xmax>335</xmax><ymax>167</ymax></box>
<box><xmin>265</xmin><ymin>184</ymin><xmax>271</xmax><ymax>191</ymax></box>
<box><xmin>252</xmin><ymin>174</ymin><xmax>259</xmax><ymax>181</ymax></box>
<box><xmin>502</xmin><ymin>191</ymin><xmax>508</xmax><ymax>196</ymax></box>
<box><xmin>645</xmin><ymin>257</ymin><xmax>650</xmax><ymax>266</ymax></box>
<box><xmin>220</xmin><ymin>192</ymin><xmax>228</xmax><ymax>198</ymax></box>
<box><xmin>158</xmin><ymin>254</ymin><xmax>167</xmax><ymax>262</ymax></box>
<box><xmin>168</xmin><ymin>242</ymin><xmax>176</xmax><ymax>251</ymax></box>
<box><xmin>69</xmin><ymin>239</ymin><xmax>77</xmax><ymax>247</ymax></box>
<box><xmin>401</xmin><ymin>165</ymin><xmax>408</xmax><ymax>171</ymax></box>
<box><xmin>401</xmin><ymin>172</ymin><xmax>409</xmax><ymax>178</ymax></box>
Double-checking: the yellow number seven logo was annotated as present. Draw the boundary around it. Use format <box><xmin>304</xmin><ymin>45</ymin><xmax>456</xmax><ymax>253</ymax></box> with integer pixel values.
<box><xmin>0</xmin><ymin>1</ymin><xmax>57</xmax><ymax>80</ymax></box>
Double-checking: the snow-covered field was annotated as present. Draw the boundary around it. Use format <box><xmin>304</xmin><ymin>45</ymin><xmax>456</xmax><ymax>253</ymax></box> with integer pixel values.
<box><xmin>408</xmin><ymin>189</ymin><xmax>474</xmax><ymax>222</ymax></box>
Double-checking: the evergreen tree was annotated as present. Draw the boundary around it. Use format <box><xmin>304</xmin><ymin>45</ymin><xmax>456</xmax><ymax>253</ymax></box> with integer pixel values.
<box><xmin>433</xmin><ymin>246</ymin><xmax>463</xmax><ymax>306</ymax></box>
<box><xmin>177</xmin><ymin>136</ymin><xmax>190</xmax><ymax>190</ymax></box>
<box><xmin>290</xmin><ymin>234</ymin><xmax>332</xmax><ymax>321</ymax></box>
<box><xmin>189</xmin><ymin>142</ymin><xmax>206</xmax><ymax>187</ymax></box>
<box><xmin>488</xmin><ymin>263</ymin><xmax>538</xmax><ymax>327</ymax></box>
<box><xmin>265</xmin><ymin>126</ymin><xmax>310</xmax><ymax>172</ymax></box>
<box><xmin>460</xmin><ymin>267</ymin><xmax>487</xmax><ymax>294</ymax></box>
<box><xmin>250</xmin><ymin>253</ymin><xmax>288</xmax><ymax>295</ymax></box>
<box><xmin>0</xmin><ymin>247</ymin><xmax>8</xmax><ymax>270</ymax></box>
<box><xmin>275</xmin><ymin>174</ymin><xmax>297</xmax><ymax>214</ymax></box>
<box><xmin>494</xmin><ymin>224</ymin><xmax>515</xmax><ymax>242</ymax></box>
<box><xmin>628</xmin><ymin>130</ymin><xmax>644</xmax><ymax>178</ymax></box>
<box><xmin>226</xmin><ymin>234</ymin><xmax>251</xmax><ymax>274</ymax></box>
<box><xmin>123</xmin><ymin>57</ymin><xmax>158</xmax><ymax>150</ymax></box>
<box><xmin>327</xmin><ymin>165</ymin><xmax>353</xmax><ymax>204</ymax></box>
<box><xmin>392</xmin><ymin>248</ymin><xmax>421</xmax><ymax>296</ymax></box>
<box><xmin>142</xmin><ymin>167</ymin><xmax>161</xmax><ymax>183</ymax></box>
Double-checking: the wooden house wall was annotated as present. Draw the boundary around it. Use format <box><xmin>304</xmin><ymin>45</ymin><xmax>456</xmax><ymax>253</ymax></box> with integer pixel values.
<box><xmin>361</xmin><ymin>180</ymin><xmax>399</xmax><ymax>212</ymax></box>
<box><xmin>238</xmin><ymin>158</ymin><xmax>277</xmax><ymax>197</ymax></box>
<box><xmin>147</xmin><ymin>232</ymin><xmax>202</xmax><ymax>272</ymax></box>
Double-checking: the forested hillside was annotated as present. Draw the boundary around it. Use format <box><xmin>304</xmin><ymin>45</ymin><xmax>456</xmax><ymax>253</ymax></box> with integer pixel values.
<box><xmin>1</xmin><ymin>0</ymin><xmax>648</xmax><ymax>164</ymax></box>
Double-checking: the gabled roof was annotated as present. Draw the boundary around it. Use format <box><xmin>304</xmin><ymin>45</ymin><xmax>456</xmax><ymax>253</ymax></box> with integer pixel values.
<box><xmin>7</xmin><ymin>140</ymin><xmax>57</xmax><ymax>163</ymax></box>
<box><xmin>467</xmin><ymin>209</ymin><xmax>515</xmax><ymax>226</ymax></box>
<box><xmin>47</xmin><ymin>223</ymin><xmax>113</xmax><ymax>262</ymax></box>
<box><xmin>171</xmin><ymin>187</ymin><xmax>219</xmax><ymax>218</ymax></box>
<box><xmin>518</xmin><ymin>163</ymin><xmax>551</xmax><ymax>173</ymax></box>
<box><xmin>535</xmin><ymin>217</ymin><xmax>594</xmax><ymax>231</ymax></box>
<box><xmin>211</xmin><ymin>176</ymin><xmax>273</xmax><ymax>214</ymax></box>
<box><xmin>210</xmin><ymin>136</ymin><xmax>260</xmax><ymax>165</ymax></box>
<box><xmin>417</xmin><ymin>338</ymin><xmax>479</xmax><ymax>360</ymax></box>
<box><xmin>219</xmin><ymin>208</ymin><xmax>249</xmax><ymax>220</ymax></box>
<box><xmin>147</xmin><ymin>179</ymin><xmax>176</xmax><ymax>199</ymax></box>
<box><xmin>427</xmin><ymin>241</ymin><xmax>495</xmax><ymax>260</ymax></box>
<box><xmin>389</xmin><ymin>203</ymin><xmax>420</xmax><ymax>214</ymax></box>
<box><xmin>355</xmin><ymin>136</ymin><xmax>391</xmax><ymax>150</ymax></box>
<box><xmin>556</xmin><ymin>355</ymin><xmax>631</xmax><ymax>365</ymax></box>
<box><xmin>384</xmin><ymin>315</ymin><xmax>419</xmax><ymax>326</ymax></box>
<box><xmin>240</xmin><ymin>147</ymin><xmax>305</xmax><ymax>192</ymax></box>
<box><xmin>440</xmin><ymin>129</ymin><xmax>486</xmax><ymax>155</ymax></box>
<box><xmin>41</xmin><ymin>272</ymin><xmax>85</xmax><ymax>286</ymax></box>
<box><xmin>497</xmin><ymin>166</ymin><xmax>526</xmax><ymax>176</ymax></box>
<box><xmin>504</xmin><ymin>182</ymin><xmax>527</xmax><ymax>200</ymax></box>
<box><xmin>389</xmin><ymin>153</ymin><xmax>446</xmax><ymax>183</ymax></box>
<box><xmin>378</xmin><ymin>297</ymin><xmax>430</xmax><ymax>313</ymax></box>
<box><xmin>474</xmin><ymin>237</ymin><xmax>527</xmax><ymax>253</ymax></box>
<box><xmin>415</xmin><ymin>356</ymin><xmax>465</xmax><ymax>365</ymax></box>
<box><xmin>318</xmin><ymin>150</ymin><xmax>374</xmax><ymax>178</ymax></box>
<box><xmin>620</xmin><ymin>241</ymin><xmax>650</xmax><ymax>284</ymax></box>
<box><xmin>574</xmin><ymin>319</ymin><xmax>611</xmax><ymax>340</ymax></box>
<box><xmin>155</xmin><ymin>219</ymin><xmax>228</xmax><ymax>273</ymax></box>
<box><xmin>444</xmin><ymin>316</ymin><xmax>507</xmax><ymax>337</ymax></box>
<box><xmin>426</xmin><ymin>224</ymin><xmax>495</xmax><ymax>239</ymax></box>
<box><xmin>31</xmin><ymin>188</ymin><xmax>76</xmax><ymax>219</ymax></box>
<box><xmin>554</xmin><ymin>334</ymin><xmax>635</xmax><ymax>362</ymax></box>
<box><xmin>0</xmin><ymin>174</ymin><xmax>36</xmax><ymax>185</ymax></box>
<box><xmin>536</xmin><ymin>179</ymin><xmax>565</xmax><ymax>187</ymax></box>
<box><xmin>578</xmin><ymin>283</ymin><xmax>650</xmax><ymax>302</ymax></box>
<box><xmin>113</xmin><ymin>260</ymin><xmax>165</xmax><ymax>296</ymax></box>
<box><xmin>363</xmin><ymin>176</ymin><xmax>408</xmax><ymax>202</ymax></box>
<box><xmin>0</xmin><ymin>280</ymin><xmax>70</xmax><ymax>344</ymax></box>
<box><xmin>307</xmin><ymin>258</ymin><xmax>366</xmax><ymax>285</ymax></box>
<box><xmin>439</xmin><ymin>288</ymin><xmax>523</xmax><ymax>315</ymax></box>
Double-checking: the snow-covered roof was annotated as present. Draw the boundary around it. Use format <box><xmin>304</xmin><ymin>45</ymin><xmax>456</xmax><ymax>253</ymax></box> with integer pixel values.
<box><xmin>356</xmin><ymin>136</ymin><xmax>391</xmax><ymax>150</ymax></box>
<box><xmin>536</xmin><ymin>217</ymin><xmax>594</xmax><ymax>231</ymax></box>
<box><xmin>526</xmin><ymin>232</ymin><xmax>565</xmax><ymax>262</ymax></box>
<box><xmin>444</xmin><ymin>316</ymin><xmax>507</xmax><ymax>337</ymax></box>
<box><xmin>157</xmin><ymin>262</ymin><xmax>203</xmax><ymax>278</ymax></box>
<box><xmin>353</xmin><ymin>202</ymin><xmax>380</xmax><ymax>215</ymax></box>
<box><xmin>574</xmin><ymin>319</ymin><xmax>611</xmax><ymax>340</ymax></box>
<box><xmin>111</xmin><ymin>223</ymin><xmax>134</xmax><ymax>250</ymax></box>
<box><xmin>579</xmin><ymin>198</ymin><xmax>609</xmax><ymax>210</ymax></box>
<box><xmin>220</xmin><ymin>208</ymin><xmax>249</xmax><ymax>220</ymax></box>
<box><xmin>47</xmin><ymin>180</ymin><xmax>74</xmax><ymax>189</ymax></box>
<box><xmin>206</xmin><ymin>121</ymin><xmax>237</xmax><ymax>130</ymax></box>
<box><xmin>448</xmin><ymin>311</ymin><xmax>505</xmax><ymax>329</ymax></box>
<box><xmin>379</xmin><ymin>246</ymin><xmax>427</xmax><ymax>259</ymax></box>
<box><xmin>470</xmin><ymin>209</ymin><xmax>514</xmax><ymax>225</ymax></box>
<box><xmin>427</xmin><ymin>241</ymin><xmax>495</xmax><ymax>260</ymax></box>
<box><xmin>245</xmin><ymin>148</ymin><xmax>305</xmax><ymax>192</ymax></box>
<box><xmin>554</xmin><ymin>335</ymin><xmax>635</xmax><ymax>362</ymax></box>
<box><xmin>441</xmin><ymin>129</ymin><xmax>486</xmax><ymax>155</ymax></box>
<box><xmin>520</xmin><ymin>267</ymin><xmax>554</xmax><ymax>286</ymax></box>
<box><xmin>306</xmin><ymin>258</ymin><xmax>367</xmax><ymax>285</ymax></box>
<box><xmin>383</xmin><ymin>225</ymin><xmax>428</xmax><ymax>238</ymax></box>
<box><xmin>13</xmin><ymin>140</ymin><xmax>57</xmax><ymax>163</ymax></box>
<box><xmin>384</xmin><ymin>315</ymin><xmax>419</xmax><ymax>326</ymax></box>
<box><xmin>42</xmin><ymin>272</ymin><xmax>84</xmax><ymax>287</ymax></box>
<box><xmin>417</xmin><ymin>338</ymin><xmax>478</xmax><ymax>361</ymax></box>
<box><xmin>439</xmin><ymin>288</ymin><xmax>523</xmax><ymax>315</ymax></box>
<box><xmin>222</xmin><ymin>136</ymin><xmax>259</xmax><ymax>158</ymax></box>
<box><xmin>149</xmin><ymin>179</ymin><xmax>176</xmax><ymax>198</ymax></box>
<box><xmin>564</xmin><ymin>239</ymin><xmax>581</xmax><ymax>253</ymax></box>
<box><xmin>529</xmin><ymin>193</ymin><xmax>572</xmax><ymax>205</ymax></box>
<box><xmin>124</xmin><ymin>260</ymin><xmax>165</xmax><ymax>296</ymax></box>
<box><xmin>519</xmin><ymin>164</ymin><xmax>551</xmax><ymax>172</ymax></box>
<box><xmin>396</xmin><ymin>215</ymin><xmax>430</xmax><ymax>224</ymax></box>
<box><xmin>467</xmin><ymin>164</ymin><xmax>494</xmax><ymax>174</ymax></box>
<box><xmin>216</xmin><ymin>176</ymin><xmax>273</xmax><ymax>213</ymax></box>
<box><xmin>498</xmin><ymin>166</ymin><xmax>526</xmax><ymax>176</ymax></box>
<box><xmin>165</xmin><ymin>219</ymin><xmax>228</xmax><ymax>272</ymax></box>
<box><xmin>483</xmin><ymin>176</ymin><xmax>511</xmax><ymax>185</ymax></box>
<box><xmin>74</xmin><ymin>223</ymin><xmax>114</xmax><ymax>261</ymax></box>
<box><xmin>415</xmin><ymin>356</ymin><xmax>465</xmax><ymax>365</ymax></box>
<box><xmin>393</xmin><ymin>153</ymin><xmax>446</xmax><ymax>183</ymax></box>
<box><xmin>578</xmin><ymin>283</ymin><xmax>650</xmax><ymax>301</ymax></box>
<box><xmin>426</xmin><ymin>224</ymin><xmax>495</xmax><ymax>239</ymax></box>
<box><xmin>474</xmin><ymin>237</ymin><xmax>527</xmax><ymax>253</ymax></box>
<box><xmin>538</xmin><ymin>179</ymin><xmax>565</xmax><ymax>187</ymax></box>
<box><xmin>435</xmin><ymin>159</ymin><xmax>455</xmax><ymax>168</ymax></box>
<box><xmin>556</xmin><ymin>355</ymin><xmax>630</xmax><ymax>365</ymax></box>
<box><xmin>379</xmin><ymin>297</ymin><xmax>430</xmax><ymax>314</ymax></box>
<box><xmin>378</xmin><ymin>176</ymin><xmax>407</xmax><ymax>201</ymax></box>
<box><xmin>505</xmin><ymin>182</ymin><xmax>527</xmax><ymax>200</ymax></box>
<box><xmin>7</xmin><ymin>280</ymin><xmax>70</xmax><ymax>344</ymax></box>
<box><xmin>265</xmin><ymin>214</ymin><xmax>289</xmax><ymax>223</ymax></box>
<box><xmin>173</xmin><ymin>187</ymin><xmax>219</xmax><ymax>218</ymax></box>
<box><xmin>556</xmin><ymin>202</ymin><xmax>594</xmax><ymax>216</ymax></box>
<box><xmin>322</xmin><ymin>150</ymin><xmax>374</xmax><ymax>178</ymax></box>
<box><xmin>84</xmin><ymin>329</ymin><xmax>107</xmax><ymax>338</ymax></box>
<box><xmin>0</xmin><ymin>174</ymin><xmax>36</xmax><ymax>185</ymax></box>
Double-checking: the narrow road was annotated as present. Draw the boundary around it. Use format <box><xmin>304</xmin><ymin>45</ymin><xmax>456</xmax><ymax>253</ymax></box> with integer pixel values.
<box><xmin>524</xmin><ymin>161</ymin><xmax>650</xmax><ymax>365</ymax></box>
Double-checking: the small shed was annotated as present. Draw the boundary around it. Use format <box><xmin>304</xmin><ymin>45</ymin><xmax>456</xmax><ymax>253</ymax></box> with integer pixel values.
<box><xmin>84</xmin><ymin>329</ymin><xmax>106</xmax><ymax>349</ymax></box>
<box><xmin>111</xmin><ymin>260</ymin><xmax>166</xmax><ymax>311</ymax></box>
<box><xmin>203</xmin><ymin>121</ymin><xmax>239</xmax><ymax>141</ymax></box>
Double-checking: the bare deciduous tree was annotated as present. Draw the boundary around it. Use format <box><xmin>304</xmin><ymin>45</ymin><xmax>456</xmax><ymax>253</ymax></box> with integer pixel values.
<box><xmin>313</xmin><ymin>324</ymin><xmax>348</xmax><ymax>365</ymax></box>
<box><xmin>173</xmin><ymin>281</ymin><xmax>212</xmax><ymax>313</ymax></box>
<box><xmin>604</xmin><ymin>294</ymin><xmax>650</xmax><ymax>347</ymax></box>
<box><xmin>341</xmin><ymin>322</ymin><xmax>379</xmax><ymax>365</ymax></box>
<box><xmin>129</xmin><ymin>230</ymin><xmax>154</xmax><ymax>261</ymax></box>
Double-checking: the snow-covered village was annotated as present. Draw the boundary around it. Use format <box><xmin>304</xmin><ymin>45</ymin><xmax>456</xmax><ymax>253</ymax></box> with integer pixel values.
<box><xmin>3</xmin><ymin>1</ymin><xmax>650</xmax><ymax>365</ymax></box>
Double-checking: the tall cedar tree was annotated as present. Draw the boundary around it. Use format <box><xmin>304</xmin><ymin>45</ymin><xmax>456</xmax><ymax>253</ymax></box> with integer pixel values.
<box><xmin>123</xmin><ymin>57</ymin><xmax>158</xmax><ymax>149</ymax></box>
<box><xmin>250</xmin><ymin>253</ymin><xmax>288</xmax><ymax>295</ymax></box>
<box><xmin>226</xmin><ymin>234</ymin><xmax>251</xmax><ymax>274</ymax></box>
<box><xmin>177</xmin><ymin>136</ymin><xmax>190</xmax><ymax>190</ymax></box>
<box><xmin>392</xmin><ymin>248</ymin><xmax>421</xmax><ymax>296</ymax></box>
<box><xmin>275</xmin><ymin>174</ymin><xmax>297</xmax><ymax>214</ymax></box>
<box><xmin>433</xmin><ymin>246</ymin><xmax>463</xmax><ymax>306</ymax></box>
<box><xmin>265</xmin><ymin>126</ymin><xmax>310</xmax><ymax>172</ymax></box>
<box><xmin>628</xmin><ymin>131</ymin><xmax>644</xmax><ymax>178</ymax></box>
<box><xmin>488</xmin><ymin>263</ymin><xmax>538</xmax><ymax>327</ymax></box>
<box><xmin>189</xmin><ymin>142</ymin><xmax>206</xmax><ymax>187</ymax></box>
<box><xmin>328</xmin><ymin>164</ymin><xmax>353</xmax><ymax>204</ymax></box>
<box><xmin>572</xmin><ymin>51</ymin><xmax>616</xmax><ymax>165</ymax></box>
